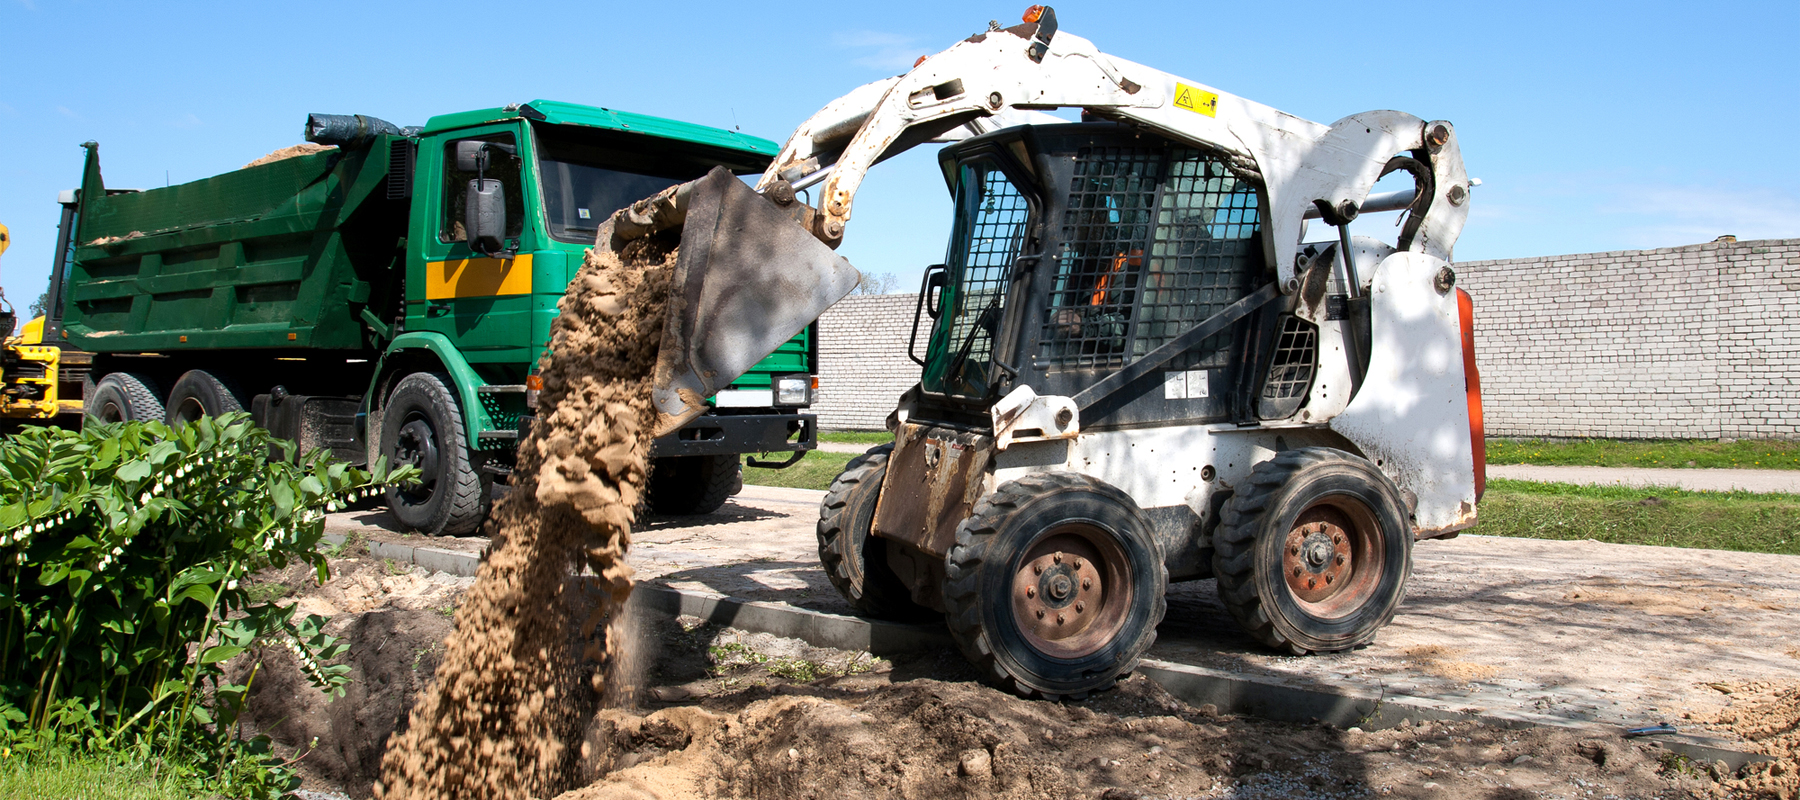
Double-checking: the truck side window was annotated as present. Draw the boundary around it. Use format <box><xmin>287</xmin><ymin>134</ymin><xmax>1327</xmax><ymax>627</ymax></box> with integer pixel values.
<box><xmin>441</xmin><ymin>133</ymin><xmax>525</xmax><ymax>244</ymax></box>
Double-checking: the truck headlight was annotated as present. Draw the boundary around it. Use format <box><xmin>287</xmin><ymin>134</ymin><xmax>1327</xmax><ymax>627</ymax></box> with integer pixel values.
<box><xmin>774</xmin><ymin>374</ymin><xmax>812</xmax><ymax>407</ymax></box>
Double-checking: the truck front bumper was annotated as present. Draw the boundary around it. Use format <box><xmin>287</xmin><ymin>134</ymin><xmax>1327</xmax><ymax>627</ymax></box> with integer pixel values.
<box><xmin>650</xmin><ymin>412</ymin><xmax>817</xmax><ymax>458</ymax></box>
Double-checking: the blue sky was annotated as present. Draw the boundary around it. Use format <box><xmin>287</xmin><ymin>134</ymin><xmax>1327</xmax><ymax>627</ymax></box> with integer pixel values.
<box><xmin>2</xmin><ymin>0</ymin><xmax>1796</xmax><ymax>310</ymax></box>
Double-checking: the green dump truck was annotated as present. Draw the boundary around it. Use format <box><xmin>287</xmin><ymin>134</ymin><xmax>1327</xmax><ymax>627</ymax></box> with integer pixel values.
<box><xmin>40</xmin><ymin>100</ymin><xmax>819</xmax><ymax>534</ymax></box>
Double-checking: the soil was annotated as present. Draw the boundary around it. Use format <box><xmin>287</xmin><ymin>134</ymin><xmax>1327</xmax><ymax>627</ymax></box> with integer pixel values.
<box><xmin>1702</xmin><ymin>682</ymin><xmax>1800</xmax><ymax>799</ymax></box>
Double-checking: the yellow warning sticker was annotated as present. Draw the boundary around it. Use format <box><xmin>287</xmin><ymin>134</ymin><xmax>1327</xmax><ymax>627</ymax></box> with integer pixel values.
<box><xmin>1173</xmin><ymin>82</ymin><xmax>1218</xmax><ymax>117</ymax></box>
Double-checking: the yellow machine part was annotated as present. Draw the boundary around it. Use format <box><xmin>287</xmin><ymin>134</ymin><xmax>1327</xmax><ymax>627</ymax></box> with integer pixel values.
<box><xmin>2</xmin><ymin>317</ymin><xmax>70</xmax><ymax>420</ymax></box>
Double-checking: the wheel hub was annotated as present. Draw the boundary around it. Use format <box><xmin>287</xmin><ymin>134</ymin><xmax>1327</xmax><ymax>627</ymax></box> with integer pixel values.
<box><xmin>393</xmin><ymin>418</ymin><xmax>441</xmax><ymax>500</ymax></box>
<box><xmin>1283</xmin><ymin>519</ymin><xmax>1353</xmax><ymax>603</ymax></box>
<box><xmin>1010</xmin><ymin>525</ymin><xmax>1133</xmax><ymax>660</ymax></box>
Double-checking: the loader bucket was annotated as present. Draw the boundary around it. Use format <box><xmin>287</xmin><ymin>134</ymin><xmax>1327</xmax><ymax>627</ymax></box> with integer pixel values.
<box><xmin>648</xmin><ymin>168</ymin><xmax>861</xmax><ymax>436</ymax></box>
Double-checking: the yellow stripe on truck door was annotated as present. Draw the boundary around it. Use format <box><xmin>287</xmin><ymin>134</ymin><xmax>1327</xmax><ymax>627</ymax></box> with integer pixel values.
<box><xmin>425</xmin><ymin>254</ymin><xmax>534</xmax><ymax>300</ymax></box>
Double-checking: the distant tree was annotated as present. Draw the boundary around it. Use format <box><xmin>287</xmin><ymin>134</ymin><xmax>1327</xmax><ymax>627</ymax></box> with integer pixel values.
<box><xmin>29</xmin><ymin>291</ymin><xmax>48</xmax><ymax>318</ymax></box>
<box><xmin>853</xmin><ymin>271</ymin><xmax>898</xmax><ymax>295</ymax></box>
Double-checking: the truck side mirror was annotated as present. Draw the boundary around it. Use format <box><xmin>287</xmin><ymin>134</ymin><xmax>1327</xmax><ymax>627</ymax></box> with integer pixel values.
<box><xmin>465</xmin><ymin>179</ymin><xmax>507</xmax><ymax>256</ymax></box>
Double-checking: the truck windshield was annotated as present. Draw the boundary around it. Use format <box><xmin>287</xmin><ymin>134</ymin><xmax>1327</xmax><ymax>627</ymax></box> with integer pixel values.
<box><xmin>536</xmin><ymin>133</ymin><xmax>682</xmax><ymax>244</ymax></box>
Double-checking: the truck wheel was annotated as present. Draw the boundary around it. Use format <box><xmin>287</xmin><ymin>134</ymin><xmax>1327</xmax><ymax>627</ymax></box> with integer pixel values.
<box><xmin>86</xmin><ymin>373</ymin><xmax>164</xmax><ymax>424</ymax></box>
<box><xmin>647</xmin><ymin>454</ymin><xmax>742</xmax><ymax>515</ymax></box>
<box><xmin>165</xmin><ymin>370</ymin><xmax>244</xmax><ymax>426</ymax></box>
<box><xmin>1212</xmin><ymin>447</ymin><xmax>1413</xmax><ymax>655</ymax></box>
<box><xmin>942</xmin><ymin>472</ymin><xmax>1167</xmax><ymax>700</ymax></box>
<box><xmin>380</xmin><ymin>372</ymin><xmax>489</xmax><ymax>536</ymax></box>
<box><xmin>816</xmin><ymin>443</ymin><xmax>934</xmax><ymax>620</ymax></box>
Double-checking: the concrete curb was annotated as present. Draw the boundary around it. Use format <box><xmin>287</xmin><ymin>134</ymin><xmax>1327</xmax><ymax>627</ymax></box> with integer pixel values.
<box><xmin>317</xmin><ymin>532</ymin><xmax>1769</xmax><ymax>770</ymax></box>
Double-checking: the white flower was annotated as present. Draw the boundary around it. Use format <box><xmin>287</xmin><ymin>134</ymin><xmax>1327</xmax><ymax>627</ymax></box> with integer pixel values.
<box><xmin>111</xmin><ymin>546</ymin><xmax>123</xmax><ymax>556</ymax></box>
<box><xmin>139</xmin><ymin>494</ymin><xmax>150</xmax><ymax>504</ymax></box>
<box><xmin>226</xmin><ymin>579</ymin><xmax>239</xmax><ymax>591</ymax></box>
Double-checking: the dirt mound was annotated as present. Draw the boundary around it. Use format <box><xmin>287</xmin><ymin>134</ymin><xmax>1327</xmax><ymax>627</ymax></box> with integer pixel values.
<box><xmin>242</xmin><ymin>142</ymin><xmax>336</xmax><ymax>169</ymax></box>
<box><xmin>238</xmin><ymin>607</ymin><xmax>455</xmax><ymax>795</ymax></box>
<box><xmin>375</xmin><ymin>228</ymin><xmax>675</xmax><ymax>800</ymax></box>
<box><xmin>556</xmin><ymin>656</ymin><xmax>1700</xmax><ymax>800</ymax></box>
<box><xmin>1705</xmin><ymin>681</ymin><xmax>1800</xmax><ymax>798</ymax></box>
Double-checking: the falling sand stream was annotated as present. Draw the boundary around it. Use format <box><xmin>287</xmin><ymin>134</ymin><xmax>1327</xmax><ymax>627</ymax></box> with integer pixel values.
<box><xmin>375</xmin><ymin>224</ymin><xmax>675</xmax><ymax>800</ymax></box>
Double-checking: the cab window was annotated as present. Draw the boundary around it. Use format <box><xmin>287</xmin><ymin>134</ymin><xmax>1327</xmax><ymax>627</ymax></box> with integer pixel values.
<box><xmin>441</xmin><ymin>132</ymin><xmax>524</xmax><ymax>244</ymax></box>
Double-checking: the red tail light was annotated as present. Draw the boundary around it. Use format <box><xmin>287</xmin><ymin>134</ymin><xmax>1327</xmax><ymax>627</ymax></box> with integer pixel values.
<box><xmin>1457</xmin><ymin>288</ymin><xmax>1485</xmax><ymax>501</ymax></box>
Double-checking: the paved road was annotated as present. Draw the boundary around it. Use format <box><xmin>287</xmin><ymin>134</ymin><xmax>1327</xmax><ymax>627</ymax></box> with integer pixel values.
<box><xmin>1488</xmin><ymin>463</ymin><xmax>1800</xmax><ymax>493</ymax></box>
<box><xmin>332</xmin><ymin>482</ymin><xmax>1800</xmax><ymax>740</ymax></box>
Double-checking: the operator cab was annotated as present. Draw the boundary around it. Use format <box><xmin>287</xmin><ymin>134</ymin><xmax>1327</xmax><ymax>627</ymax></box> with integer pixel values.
<box><xmin>914</xmin><ymin>122</ymin><xmax>1316</xmax><ymax>431</ymax></box>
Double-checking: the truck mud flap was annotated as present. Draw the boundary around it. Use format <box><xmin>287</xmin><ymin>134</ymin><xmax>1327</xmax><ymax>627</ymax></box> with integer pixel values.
<box><xmin>649</xmin><ymin>169</ymin><xmax>860</xmax><ymax>435</ymax></box>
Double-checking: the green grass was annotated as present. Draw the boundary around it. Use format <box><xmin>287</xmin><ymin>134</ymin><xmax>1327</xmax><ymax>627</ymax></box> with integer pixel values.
<box><xmin>744</xmin><ymin>451</ymin><xmax>856</xmax><ymax>491</ymax></box>
<box><xmin>1487</xmin><ymin>437</ymin><xmax>1800</xmax><ymax>470</ymax></box>
<box><xmin>0</xmin><ymin>745</ymin><xmax>202</xmax><ymax>800</ymax></box>
<box><xmin>818</xmin><ymin>430</ymin><xmax>894</xmax><ymax>444</ymax></box>
<box><xmin>744</xmin><ymin>451</ymin><xmax>1800</xmax><ymax>556</ymax></box>
<box><xmin>1476</xmin><ymin>478</ymin><xmax>1800</xmax><ymax>555</ymax></box>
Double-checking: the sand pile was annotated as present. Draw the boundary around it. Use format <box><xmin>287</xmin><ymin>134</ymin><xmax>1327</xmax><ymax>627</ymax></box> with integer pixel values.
<box><xmin>375</xmin><ymin>226</ymin><xmax>675</xmax><ymax>800</ymax></box>
<box><xmin>242</xmin><ymin>142</ymin><xmax>337</xmax><ymax>169</ymax></box>
<box><xmin>1706</xmin><ymin>681</ymin><xmax>1800</xmax><ymax>799</ymax></box>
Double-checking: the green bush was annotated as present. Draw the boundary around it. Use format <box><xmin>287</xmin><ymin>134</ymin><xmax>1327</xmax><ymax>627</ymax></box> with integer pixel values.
<box><xmin>0</xmin><ymin>413</ymin><xmax>411</xmax><ymax>796</ymax></box>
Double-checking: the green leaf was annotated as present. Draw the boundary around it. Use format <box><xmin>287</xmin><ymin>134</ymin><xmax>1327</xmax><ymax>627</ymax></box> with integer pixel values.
<box><xmin>174</xmin><ymin>583</ymin><xmax>215</xmax><ymax>608</ymax></box>
<box><xmin>200</xmin><ymin>644</ymin><xmax>244</xmax><ymax>664</ymax></box>
<box><xmin>115</xmin><ymin>459</ymin><xmax>151</xmax><ymax>483</ymax></box>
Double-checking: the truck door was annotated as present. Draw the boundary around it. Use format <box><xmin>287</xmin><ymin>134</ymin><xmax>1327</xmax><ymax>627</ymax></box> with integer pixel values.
<box><xmin>409</xmin><ymin>125</ymin><xmax>538</xmax><ymax>364</ymax></box>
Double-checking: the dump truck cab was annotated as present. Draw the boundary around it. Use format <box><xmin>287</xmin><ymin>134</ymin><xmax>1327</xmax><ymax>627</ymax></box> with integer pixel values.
<box><xmin>51</xmin><ymin>100</ymin><xmax>819</xmax><ymax>535</ymax></box>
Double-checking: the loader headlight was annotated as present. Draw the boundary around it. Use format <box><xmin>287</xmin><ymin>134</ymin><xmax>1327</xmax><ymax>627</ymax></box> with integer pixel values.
<box><xmin>773</xmin><ymin>374</ymin><xmax>813</xmax><ymax>408</ymax></box>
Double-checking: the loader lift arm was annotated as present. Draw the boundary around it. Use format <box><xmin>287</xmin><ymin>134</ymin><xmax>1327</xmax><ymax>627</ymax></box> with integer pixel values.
<box><xmin>754</xmin><ymin>6</ymin><xmax>1471</xmax><ymax>293</ymax></box>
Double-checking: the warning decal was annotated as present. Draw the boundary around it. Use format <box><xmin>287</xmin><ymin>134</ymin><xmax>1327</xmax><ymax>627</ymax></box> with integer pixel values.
<box><xmin>1173</xmin><ymin>82</ymin><xmax>1218</xmax><ymax>118</ymax></box>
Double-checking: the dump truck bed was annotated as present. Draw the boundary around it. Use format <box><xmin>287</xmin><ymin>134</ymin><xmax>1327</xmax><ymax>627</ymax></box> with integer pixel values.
<box><xmin>65</xmin><ymin>138</ymin><xmax>405</xmax><ymax>352</ymax></box>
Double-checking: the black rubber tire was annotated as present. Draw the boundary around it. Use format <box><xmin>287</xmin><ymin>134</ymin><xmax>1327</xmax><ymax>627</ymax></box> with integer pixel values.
<box><xmin>1212</xmin><ymin>447</ymin><xmax>1413</xmax><ymax>655</ymax></box>
<box><xmin>164</xmin><ymin>369</ymin><xmax>244</xmax><ymax>426</ymax></box>
<box><xmin>85</xmin><ymin>373</ymin><xmax>164</xmax><ymax>424</ymax></box>
<box><xmin>647</xmin><ymin>454</ymin><xmax>742</xmax><ymax>515</ymax></box>
<box><xmin>380</xmin><ymin>372</ymin><xmax>490</xmax><ymax>536</ymax></box>
<box><xmin>816</xmin><ymin>443</ymin><xmax>935</xmax><ymax>620</ymax></box>
<box><xmin>942</xmin><ymin>472</ymin><xmax>1167</xmax><ymax>700</ymax></box>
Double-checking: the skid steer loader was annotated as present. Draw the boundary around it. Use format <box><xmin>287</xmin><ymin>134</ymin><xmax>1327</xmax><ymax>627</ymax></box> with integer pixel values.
<box><xmin>612</xmin><ymin>6</ymin><xmax>1484</xmax><ymax>700</ymax></box>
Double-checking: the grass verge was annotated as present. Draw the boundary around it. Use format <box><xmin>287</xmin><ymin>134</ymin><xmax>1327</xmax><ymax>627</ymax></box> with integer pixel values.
<box><xmin>743</xmin><ymin>451</ymin><xmax>856</xmax><ymax>491</ymax></box>
<box><xmin>0</xmin><ymin>744</ymin><xmax>199</xmax><ymax>800</ymax></box>
<box><xmin>743</xmin><ymin>459</ymin><xmax>1800</xmax><ymax>556</ymax></box>
<box><xmin>818</xmin><ymin>431</ymin><xmax>893</xmax><ymax>445</ymax></box>
<box><xmin>1476</xmin><ymin>478</ymin><xmax>1800</xmax><ymax>555</ymax></box>
<box><xmin>1488</xmin><ymin>437</ymin><xmax>1800</xmax><ymax>470</ymax></box>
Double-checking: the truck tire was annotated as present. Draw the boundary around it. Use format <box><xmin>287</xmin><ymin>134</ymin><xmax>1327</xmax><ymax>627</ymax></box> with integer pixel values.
<box><xmin>647</xmin><ymin>454</ymin><xmax>741</xmax><ymax>516</ymax></box>
<box><xmin>86</xmin><ymin>373</ymin><xmax>164</xmax><ymax>424</ymax></box>
<box><xmin>1211</xmin><ymin>447</ymin><xmax>1413</xmax><ymax>656</ymax></box>
<box><xmin>380</xmin><ymin>372</ymin><xmax>489</xmax><ymax>536</ymax></box>
<box><xmin>942</xmin><ymin>472</ymin><xmax>1167</xmax><ymax>700</ymax></box>
<box><xmin>816</xmin><ymin>444</ymin><xmax>934</xmax><ymax>620</ymax></box>
<box><xmin>165</xmin><ymin>370</ymin><xmax>244</xmax><ymax>426</ymax></box>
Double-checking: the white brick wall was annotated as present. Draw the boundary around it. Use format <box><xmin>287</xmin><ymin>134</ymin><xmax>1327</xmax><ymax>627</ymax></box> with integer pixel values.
<box><xmin>814</xmin><ymin>293</ymin><xmax>934</xmax><ymax>430</ymax></box>
<box><xmin>813</xmin><ymin>238</ymin><xmax>1800</xmax><ymax>439</ymax></box>
<box><xmin>1458</xmin><ymin>237</ymin><xmax>1800</xmax><ymax>440</ymax></box>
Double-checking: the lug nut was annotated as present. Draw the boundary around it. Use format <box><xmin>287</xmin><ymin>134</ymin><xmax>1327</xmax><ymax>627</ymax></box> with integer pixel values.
<box><xmin>1333</xmin><ymin>534</ymin><xmax>1344</xmax><ymax>545</ymax></box>
<box><xmin>1026</xmin><ymin>586</ymin><xmax>1036</xmax><ymax>598</ymax></box>
<box><xmin>1291</xmin><ymin>545</ymin><xmax>1301</xmax><ymax>555</ymax></box>
<box><xmin>1082</xmin><ymin>578</ymin><xmax>1091</xmax><ymax>590</ymax></box>
<box><xmin>1072</xmin><ymin>557</ymin><xmax>1082</xmax><ymax>569</ymax></box>
<box><xmin>1335</xmin><ymin>554</ymin><xmax>1346</xmax><ymax>565</ymax></box>
<box><xmin>1036</xmin><ymin>609</ymin><xmax>1044</xmax><ymax>619</ymax></box>
<box><xmin>1293</xmin><ymin>566</ymin><xmax>1304</xmax><ymax>577</ymax></box>
<box><xmin>1034</xmin><ymin>563</ymin><xmax>1044</xmax><ymax>575</ymax></box>
<box><xmin>1056</xmin><ymin>613</ymin><xmax>1065</xmax><ymax>624</ymax></box>
<box><xmin>1325</xmin><ymin>574</ymin><xmax>1334</xmax><ymax>584</ymax></box>
<box><xmin>1053</xmin><ymin>552</ymin><xmax>1063</xmax><ymax>564</ymax></box>
<box><xmin>1076</xmin><ymin>602</ymin><xmax>1085</xmax><ymax>613</ymax></box>
<box><xmin>1308</xmin><ymin>578</ymin><xmax>1317</xmax><ymax>589</ymax></box>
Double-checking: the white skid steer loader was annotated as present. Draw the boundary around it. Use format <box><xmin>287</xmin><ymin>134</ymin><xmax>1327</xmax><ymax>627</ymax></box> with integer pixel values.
<box><xmin>620</xmin><ymin>6</ymin><xmax>1486</xmax><ymax>700</ymax></box>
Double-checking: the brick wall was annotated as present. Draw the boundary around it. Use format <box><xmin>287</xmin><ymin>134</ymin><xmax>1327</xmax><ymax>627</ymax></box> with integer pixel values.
<box><xmin>813</xmin><ymin>238</ymin><xmax>1800</xmax><ymax>439</ymax></box>
<box><xmin>814</xmin><ymin>293</ymin><xmax>933</xmax><ymax>430</ymax></box>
